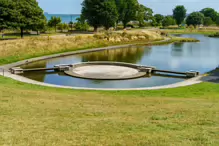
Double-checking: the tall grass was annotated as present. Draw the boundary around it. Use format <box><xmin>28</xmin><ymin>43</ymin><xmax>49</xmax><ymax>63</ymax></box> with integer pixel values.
<box><xmin>162</xmin><ymin>28</ymin><xmax>219</xmax><ymax>35</ymax></box>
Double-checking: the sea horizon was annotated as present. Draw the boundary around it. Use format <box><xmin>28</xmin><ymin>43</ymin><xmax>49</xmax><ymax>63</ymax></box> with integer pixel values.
<box><xmin>44</xmin><ymin>12</ymin><xmax>80</xmax><ymax>23</ymax></box>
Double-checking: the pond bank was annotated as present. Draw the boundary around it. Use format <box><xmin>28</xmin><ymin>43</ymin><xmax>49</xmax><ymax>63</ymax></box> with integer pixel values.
<box><xmin>0</xmin><ymin>36</ymin><xmax>203</xmax><ymax>91</ymax></box>
<box><xmin>0</xmin><ymin>30</ymin><xmax>198</xmax><ymax>65</ymax></box>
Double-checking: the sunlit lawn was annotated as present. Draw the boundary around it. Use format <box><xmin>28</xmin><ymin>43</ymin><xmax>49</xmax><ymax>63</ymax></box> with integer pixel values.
<box><xmin>0</xmin><ymin>29</ymin><xmax>218</xmax><ymax>145</ymax></box>
<box><xmin>0</xmin><ymin>76</ymin><xmax>219</xmax><ymax>145</ymax></box>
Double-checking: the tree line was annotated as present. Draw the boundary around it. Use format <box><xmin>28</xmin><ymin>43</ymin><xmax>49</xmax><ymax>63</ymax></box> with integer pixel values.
<box><xmin>81</xmin><ymin>0</ymin><xmax>219</xmax><ymax>29</ymax></box>
<box><xmin>1</xmin><ymin>0</ymin><xmax>219</xmax><ymax>38</ymax></box>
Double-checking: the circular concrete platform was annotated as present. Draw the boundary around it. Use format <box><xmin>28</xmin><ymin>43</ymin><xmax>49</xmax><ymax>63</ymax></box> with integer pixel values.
<box><xmin>64</xmin><ymin>62</ymin><xmax>146</xmax><ymax>80</ymax></box>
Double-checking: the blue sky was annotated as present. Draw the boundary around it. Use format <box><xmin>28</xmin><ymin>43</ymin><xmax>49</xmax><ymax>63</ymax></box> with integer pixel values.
<box><xmin>37</xmin><ymin>0</ymin><xmax>219</xmax><ymax>15</ymax></box>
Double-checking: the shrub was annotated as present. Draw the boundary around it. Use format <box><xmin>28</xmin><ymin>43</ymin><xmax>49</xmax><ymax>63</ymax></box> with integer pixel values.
<box><xmin>209</xmin><ymin>32</ymin><xmax>219</xmax><ymax>37</ymax></box>
<box><xmin>126</xmin><ymin>24</ymin><xmax>134</xmax><ymax>28</ymax></box>
<box><xmin>75</xmin><ymin>22</ymin><xmax>90</xmax><ymax>31</ymax></box>
<box><xmin>188</xmin><ymin>25</ymin><xmax>195</xmax><ymax>29</ymax></box>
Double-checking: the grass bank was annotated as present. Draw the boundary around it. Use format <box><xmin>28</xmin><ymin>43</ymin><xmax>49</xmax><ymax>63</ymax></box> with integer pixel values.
<box><xmin>161</xmin><ymin>28</ymin><xmax>219</xmax><ymax>35</ymax></box>
<box><xmin>0</xmin><ymin>76</ymin><xmax>219</xmax><ymax>145</ymax></box>
<box><xmin>0</xmin><ymin>30</ymin><xmax>198</xmax><ymax>66</ymax></box>
<box><xmin>1</xmin><ymin>30</ymin><xmax>218</xmax><ymax>145</ymax></box>
<box><xmin>208</xmin><ymin>32</ymin><xmax>219</xmax><ymax>38</ymax></box>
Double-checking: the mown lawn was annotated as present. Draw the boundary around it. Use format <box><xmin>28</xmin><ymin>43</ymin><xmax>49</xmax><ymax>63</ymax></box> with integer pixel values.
<box><xmin>0</xmin><ymin>30</ymin><xmax>218</xmax><ymax>145</ymax></box>
<box><xmin>0</xmin><ymin>76</ymin><xmax>219</xmax><ymax>146</ymax></box>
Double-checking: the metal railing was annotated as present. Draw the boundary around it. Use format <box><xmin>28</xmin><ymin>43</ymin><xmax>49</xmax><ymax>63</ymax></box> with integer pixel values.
<box><xmin>0</xmin><ymin>68</ymin><xmax>4</xmax><ymax>76</ymax></box>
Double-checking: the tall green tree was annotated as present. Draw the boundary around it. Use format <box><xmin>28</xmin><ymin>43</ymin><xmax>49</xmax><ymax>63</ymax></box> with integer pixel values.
<box><xmin>115</xmin><ymin>0</ymin><xmax>139</xmax><ymax>28</ymax></box>
<box><xmin>186</xmin><ymin>12</ymin><xmax>204</xmax><ymax>27</ymax></box>
<box><xmin>162</xmin><ymin>16</ymin><xmax>176</xmax><ymax>27</ymax></box>
<box><xmin>200</xmin><ymin>8</ymin><xmax>218</xmax><ymax>22</ymax></box>
<box><xmin>31</xmin><ymin>15</ymin><xmax>47</xmax><ymax>35</ymax></box>
<box><xmin>136</xmin><ymin>4</ymin><xmax>153</xmax><ymax>27</ymax></box>
<box><xmin>75</xmin><ymin>16</ymin><xmax>90</xmax><ymax>31</ymax></box>
<box><xmin>153</xmin><ymin>14</ymin><xmax>164</xmax><ymax>26</ymax></box>
<box><xmin>100</xmin><ymin>0</ymin><xmax>118</xmax><ymax>30</ymax></box>
<box><xmin>12</xmin><ymin>0</ymin><xmax>46</xmax><ymax>38</ymax></box>
<box><xmin>0</xmin><ymin>0</ymin><xmax>16</xmax><ymax>32</ymax></box>
<box><xmin>203</xmin><ymin>17</ymin><xmax>214</xmax><ymax>26</ymax></box>
<box><xmin>173</xmin><ymin>5</ymin><xmax>187</xmax><ymax>26</ymax></box>
<box><xmin>82</xmin><ymin>0</ymin><xmax>118</xmax><ymax>31</ymax></box>
<box><xmin>48</xmin><ymin>16</ymin><xmax>62</xmax><ymax>32</ymax></box>
<box><xmin>216</xmin><ymin>16</ymin><xmax>219</xmax><ymax>26</ymax></box>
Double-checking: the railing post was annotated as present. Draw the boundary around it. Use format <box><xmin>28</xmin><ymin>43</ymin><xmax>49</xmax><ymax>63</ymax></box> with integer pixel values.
<box><xmin>0</xmin><ymin>68</ymin><xmax>4</xmax><ymax>76</ymax></box>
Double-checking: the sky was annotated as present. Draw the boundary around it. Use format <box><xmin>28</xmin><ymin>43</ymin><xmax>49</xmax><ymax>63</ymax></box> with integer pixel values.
<box><xmin>37</xmin><ymin>0</ymin><xmax>219</xmax><ymax>15</ymax></box>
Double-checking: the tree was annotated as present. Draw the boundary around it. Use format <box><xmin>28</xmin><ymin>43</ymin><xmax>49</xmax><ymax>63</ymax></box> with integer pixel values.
<box><xmin>57</xmin><ymin>23</ymin><xmax>69</xmax><ymax>32</ymax></box>
<box><xmin>186</xmin><ymin>12</ymin><xmax>204</xmax><ymax>27</ymax></box>
<box><xmin>13</xmin><ymin>0</ymin><xmax>46</xmax><ymax>38</ymax></box>
<box><xmin>154</xmin><ymin>14</ymin><xmax>164</xmax><ymax>26</ymax></box>
<box><xmin>115</xmin><ymin>0</ymin><xmax>139</xmax><ymax>28</ymax></box>
<box><xmin>100</xmin><ymin>0</ymin><xmax>118</xmax><ymax>30</ymax></box>
<box><xmin>173</xmin><ymin>5</ymin><xmax>187</xmax><ymax>26</ymax></box>
<box><xmin>69</xmin><ymin>21</ymin><xmax>74</xmax><ymax>31</ymax></box>
<box><xmin>0</xmin><ymin>0</ymin><xmax>14</xmax><ymax>32</ymax></box>
<box><xmin>216</xmin><ymin>16</ymin><xmax>219</xmax><ymax>26</ymax></box>
<box><xmin>0</xmin><ymin>0</ymin><xmax>46</xmax><ymax>38</ymax></box>
<box><xmin>82</xmin><ymin>0</ymin><xmax>118</xmax><ymax>31</ymax></box>
<box><xmin>136</xmin><ymin>4</ymin><xmax>153</xmax><ymax>27</ymax></box>
<box><xmin>162</xmin><ymin>16</ymin><xmax>176</xmax><ymax>27</ymax></box>
<box><xmin>48</xmin><ymin>16</ymin><xmax>61</xmax><ymax>32</ymax></box>
<box><xmin>74</xmin><ymin>16</ymin><xmax>89</xmax><ymax>31</ymax></box>
<box><xmin>0</xmin><ymin>0</ymin><xmax>16</xmax><ymax>38</ymax></box>
<box><xmin>200</xmin><ymin>8</ymin><xmax>218</xmax><ymax>22</ymax></box>
<box><xmin>31</xmin><ymin>15</ymin><xmax>47</xmax><ymax>35</ymax></box>
<box><xmin>203</xmin><ymin>17</ymin><xmax>214</xmax><ymax>26</ymax></box>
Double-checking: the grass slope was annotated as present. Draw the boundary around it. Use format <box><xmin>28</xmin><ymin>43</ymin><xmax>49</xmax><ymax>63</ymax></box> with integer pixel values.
<box><xmin>0</xmin><ymin>30</ymin><xmax>217</xmax><ymax>145</ymax></box>
<box><xmin>161</xmin><ymin>28</ymin><xmax>219</xmax><ymax>35</ymax></box>
<box><xmin>0</xmin><ymin>76</ymin><xmax>219</xmax><ymax>145</ymax></box>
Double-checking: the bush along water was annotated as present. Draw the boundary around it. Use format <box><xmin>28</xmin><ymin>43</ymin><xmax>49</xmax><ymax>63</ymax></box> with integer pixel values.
<box><xmin>208</xmin><ymin>32</ymin><xmax>219</xmax><ymax>38</ymax></box>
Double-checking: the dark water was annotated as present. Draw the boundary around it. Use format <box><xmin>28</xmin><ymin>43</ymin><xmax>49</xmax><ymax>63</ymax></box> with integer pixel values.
<box><xmin>44</xmin><ymin>13</ymin><xmax>80</xmax><ymax>23</ymax></box>
<box><xmin>20</xmin><ymin>34</ymin><xmax>219</xmax><ymax>88</ymax></box>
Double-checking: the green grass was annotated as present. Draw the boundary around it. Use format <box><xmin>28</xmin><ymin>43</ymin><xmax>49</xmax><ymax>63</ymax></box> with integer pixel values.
<box><xmin>0</xmin><ymin>76</ymin><xmax>219</xmax><ymax>145</ymax></box>
<box><xmin>161</xmin><ymin>28</ymin><xmax>219</xmax><ymax>35</ymax></box>
<box><xmin>0</xmin><ymin>31</ymin><xmax>218</xmax><ymax>145</ymax></box>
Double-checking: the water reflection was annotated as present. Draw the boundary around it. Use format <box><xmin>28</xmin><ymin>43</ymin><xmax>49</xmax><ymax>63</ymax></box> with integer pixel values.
<box><xmin>171</xmin><ymin>43</ymin><xmax>184</xmax><ymax>57</ymax></box>
<box><xmin>81</xmin><ymin>46</ymin><xmax>151</xmax><ymax>63</ymax></box>
<box><xmin>21</xmin><ymin>62</ymin><xmax>47</xmax><ymax>82</ymax></box>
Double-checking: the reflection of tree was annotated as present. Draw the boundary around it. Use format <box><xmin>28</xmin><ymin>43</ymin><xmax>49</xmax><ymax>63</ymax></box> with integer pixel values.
<box><xmin>20</xmin><ymin>61</ymin><xmax>47</xmax><ymax>69</ymax></box>
<box><xmin>171</xmin><ymin>42</ymin><xmax>184</xmax><ymax>57</ymax></box>
<box><xmin>20</xmin><ymin>61</ymin><xmax>47</xmax><ymax>82</ymax></box>
<box><xmin>81</xmin><ymin>46</ymin><xmax>151</xmax><ymax>64</ymax></box>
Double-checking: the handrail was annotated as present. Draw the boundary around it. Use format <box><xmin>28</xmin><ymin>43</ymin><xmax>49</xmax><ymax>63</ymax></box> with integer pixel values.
<box><xmin>0</xmin><ymin>68</ymin><xmax>4</xmax><ymax>76</ymax></box>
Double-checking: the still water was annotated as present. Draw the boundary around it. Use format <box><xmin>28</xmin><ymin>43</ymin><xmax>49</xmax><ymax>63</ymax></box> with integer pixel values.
<box><xmin>20</xmin><ymin>34</ymin><xmax>219</xmax><ymax>88</ymax></box>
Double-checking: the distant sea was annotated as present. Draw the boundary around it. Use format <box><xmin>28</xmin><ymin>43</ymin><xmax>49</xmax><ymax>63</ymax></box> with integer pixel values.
<box><xmin>44</xmin><ymin>13</ymin><xmax>80</xmax><ymax>23</ymax></box>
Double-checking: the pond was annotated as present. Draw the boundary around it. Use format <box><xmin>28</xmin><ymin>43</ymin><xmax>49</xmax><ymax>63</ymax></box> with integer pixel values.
<box><xmin>20</xmin><ymin>34</ymin><xmax>219</xmax><ymax>89</ymax></box>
